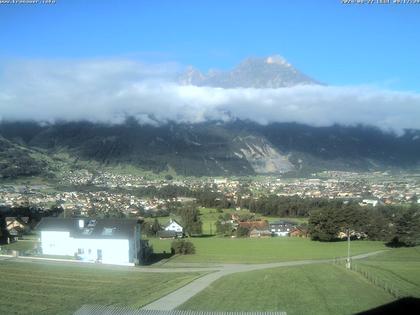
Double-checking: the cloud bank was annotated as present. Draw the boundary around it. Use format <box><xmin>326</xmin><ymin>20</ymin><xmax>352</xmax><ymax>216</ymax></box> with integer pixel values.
<box><xmin>1</xmin><ymin>59</ymin><xmax>420</xmax><ymax>132</ymax></box>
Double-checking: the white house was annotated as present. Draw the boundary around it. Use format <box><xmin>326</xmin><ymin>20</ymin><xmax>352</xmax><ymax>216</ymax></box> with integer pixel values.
<box><xmin>360</xmin><ymin>199</ymin><xmax>379</xmax><ymax>207</ymax></box>
<box><xmin>165</xmin><ymin>219</ymin><xmax>183</xmax><ymax>235</ymax></box>
<box><xmin>269</xmin><ymin>220</ymin><xmax>296</xmax><ymax>237</ymax></box>
<box><xmin>36</xmin><ymin>218</ymin><xmax>141</xmax><ymax>266</ymax></box>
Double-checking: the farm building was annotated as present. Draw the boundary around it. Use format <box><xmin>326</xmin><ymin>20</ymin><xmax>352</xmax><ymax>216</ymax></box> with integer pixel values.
<box><xmin>237</xmin><ymin>220</ymin><xmax>268</xmax><ymax>230</ymax></box>
<box><xmin>290</xmin><ymin>226</ymin><xmax>309</xmax><ymax>238</ymax></box>
<box><xmin>249</xmin><ymin>228</ymin><xmax>272</xmax><ymax>238</ymax></box>
<box><xmin>269</xmin><ymin>221</ymin><xmax>296</xmax><ymax>236</ymax></box>
<box><xmin>36</xmin><ymin>218</ymin><xmax>145</xmax><ymax>266</ymax></box>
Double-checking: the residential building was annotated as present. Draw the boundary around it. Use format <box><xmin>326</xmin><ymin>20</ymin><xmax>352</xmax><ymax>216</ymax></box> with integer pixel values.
<box><xmin>269</xmin><ymin>220</ymin><xmax>296</xmax><ymax>236</ymax></box>
<box><xmin>249</xmin><ymin>228</ymin><xmax>272</xmax><ymax>238</ymax></box>
<box><xmin>164</xmin><ymin>219</ymin><xmax>184</xmax><ymax>237</ymax></box>
<box><xmin>36</xmin><ymin>218</ymin><xmax>143</xmax><ymax>266</ymax></box>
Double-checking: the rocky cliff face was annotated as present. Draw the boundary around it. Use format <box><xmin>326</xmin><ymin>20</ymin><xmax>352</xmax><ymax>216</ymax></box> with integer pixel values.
<box><xmin>233</xmin><ymin>136</ymin><xmax>294</xmax><ymax>174</ymax></box>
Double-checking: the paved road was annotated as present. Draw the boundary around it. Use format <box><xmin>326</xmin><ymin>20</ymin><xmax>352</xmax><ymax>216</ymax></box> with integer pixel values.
<box><xmin>141</xmin><ymin>250</ymin><xmax>386</xmax><ymax>311</ymax></box>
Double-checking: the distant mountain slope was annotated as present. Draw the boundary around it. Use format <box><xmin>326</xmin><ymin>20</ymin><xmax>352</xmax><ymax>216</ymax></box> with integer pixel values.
<box><xmin>0</xmin><ymin>120</ymin><xmax>419</xmax><ymax>177</ymax></box>
<box><xmin>1</xmin><ymin>56</ymin><xmax>419</xmax><ymax>178</ymax></box>
<box><xmin>237</xmin><ymin>121</ymin><xmax>420</xmax><ymax>172</ymax></box>
<box><xmin>0</xmin><ymin>135</ymin><xmax>50</xmax><ymax>179</ymax></box>
<box><xmin>179</xmin><ymin>55</ymin><xmax>319</xmax><ymax>88</ymax></box>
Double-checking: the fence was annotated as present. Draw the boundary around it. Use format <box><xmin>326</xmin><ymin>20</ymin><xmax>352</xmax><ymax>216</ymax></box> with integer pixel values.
<box><xmin>333</xmin><ymin>258</ymin><xmax>403</xmax><ymax>299</ymax></box>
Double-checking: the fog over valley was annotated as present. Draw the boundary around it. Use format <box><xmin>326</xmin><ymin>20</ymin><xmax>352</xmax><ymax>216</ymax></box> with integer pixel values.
<box><xmin>1</xmin><ymin>58</ymin><xmax>420</xmax><ymax>134</ymax></box>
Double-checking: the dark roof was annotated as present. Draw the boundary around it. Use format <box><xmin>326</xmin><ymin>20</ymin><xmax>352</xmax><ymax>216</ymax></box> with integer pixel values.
<box><xmin>36</xmin><ymin>217</ymin><xmax>139</xmax><ymax>240</ymax></box>
<box><xmin>238</xmin><ymin>221</ymin><xmax>268</xmax><ymax>229</ymax></box>
<box><xmin>6</xmin><ymin>217</ymin><xmax>30</xmax><ymax>224</ymax></box>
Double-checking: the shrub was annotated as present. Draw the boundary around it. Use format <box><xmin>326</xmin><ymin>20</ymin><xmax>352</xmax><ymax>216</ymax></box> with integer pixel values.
<box><xmin>170</xmin><ymin>239</ymin><xmax>195</xmax><ymax>255</ymax></box>
<box><xmin>236</xmin><ymin>226</ymin><xmax>250</xmax><ymax>237</ymax></box>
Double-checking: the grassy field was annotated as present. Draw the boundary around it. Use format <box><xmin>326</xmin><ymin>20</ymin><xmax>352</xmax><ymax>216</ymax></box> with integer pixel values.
<box><xmin>149</xmin><ymin>237</ymin><xmax>386</xmax><ymax>263</ymax></box>
<box><xmin>179</xmin><ymin>263</ymin><xmax>394</xmax><ymax>315</ymax></box>
<box><xmin>0</xmin><ymin>260</ymin><xmax>202</xmax><ymax>315</ymax></box>
<box><xmin>199</xmin><ymin>207</ymin><xmax>220</xmax><ymax>235</ymax></box>
<box><xmin>0</xmin><ymin>239</ymin><xmax>38</xmax><ymax>251</ymax></box>
<box><xmin>356</xmin><ymin>246</ymin><xmax>420</xmax><ymax>298</ymax></box>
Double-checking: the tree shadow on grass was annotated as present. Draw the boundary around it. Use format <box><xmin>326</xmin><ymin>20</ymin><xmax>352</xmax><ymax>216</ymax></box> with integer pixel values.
<box><xmin>143</xmin><ymin>252</ymin><xmax>174</xmax><ymax>265</ymax></box>
<box><xmin>355</xmin><ymin>297</ymin><xmax>420</xmax><ymax>315</ymax></box>
<box><xmin>190</xmin><ymin>234</ymin><xmax>215</xmax><ymax>238</ymax></box>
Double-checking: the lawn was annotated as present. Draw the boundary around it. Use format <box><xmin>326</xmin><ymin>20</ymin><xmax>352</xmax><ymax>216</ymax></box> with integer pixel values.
<box><xmin>199</xmin><ymin>207</ymin><xmax>221</xmax><ymax>235</ymax></box>
<box><xmin>0</xmin><ymin>239</ymin><xmax>38</xmax><ymax>251</ymax></box>
<box><xmin>149</xmin><ymin>237</ymin><xmax>386</xmax><ymax>263</ymax></box>
<box><xmin>0</xmin><ymin>260</ymin><xmax>202</xmax><ymax>315</ymax></box>
<box><xmin>179</xmin><ymin>264</ymin><xmax>394</xmax><ymax>315</ymax></box>
<box><xmin>355</xmin><ymin>246</ymin><xmax>420</xmax><ymax>298</ymax></box>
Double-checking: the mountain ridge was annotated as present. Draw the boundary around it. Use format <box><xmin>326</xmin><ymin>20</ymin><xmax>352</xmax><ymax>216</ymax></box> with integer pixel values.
<box><xmin>178</xmin><ymin>55</ymin><xmax>319</xmax><ymax>88</ymax></box>
<box><xmin>0</xmin><ymin>120</ymin><xmax>419</xmax><ymax>178</ymax></box>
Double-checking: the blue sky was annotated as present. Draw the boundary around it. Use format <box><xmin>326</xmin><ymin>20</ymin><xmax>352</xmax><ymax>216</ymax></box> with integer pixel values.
<box><xmin>0</xmin><ymin>0</ymin><xmax>419</xmax><ymax>90</ymax></box>
<box><xmin>1</xmin><ymin>1</ymin><xmax>420</xmax><ymax>129</ymax></box>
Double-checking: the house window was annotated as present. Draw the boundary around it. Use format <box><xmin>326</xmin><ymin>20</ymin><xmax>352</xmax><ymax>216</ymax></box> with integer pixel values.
<box><xmin>88</xmin><ymin>249</ymin><xmax>92</xmax><ymax>254</ymax></box>
<box><xmin>77</xmin><ymin>248</ymin><xmax>84</xmax><ymax>254</ymax></box>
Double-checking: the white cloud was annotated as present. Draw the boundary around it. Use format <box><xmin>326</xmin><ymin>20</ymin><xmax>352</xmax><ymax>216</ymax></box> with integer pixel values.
<box><xmin>1</xmin><ymin>59</ymin><xmax>420</xmax><ymax>132</ymax></box>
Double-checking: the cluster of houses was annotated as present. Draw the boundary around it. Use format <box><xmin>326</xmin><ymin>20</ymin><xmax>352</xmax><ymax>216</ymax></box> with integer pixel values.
<box><xmin>244</xmin><ymin>220</ymin><xmax>308</xmax><ymax>238</ymax></box>
<box><xmin>153</xmin><ymin>215</ymin><xmax>308</xmax><ymax>239</ymax></box>
<box><xmin>214</xmin><ymin>213</ymin><xmax>308</xmax><ymax>238</ymax></box>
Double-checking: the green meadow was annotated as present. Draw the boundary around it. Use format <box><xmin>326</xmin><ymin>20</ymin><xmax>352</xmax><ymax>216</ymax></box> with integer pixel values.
<box><xmin>355</xmin><ymin>246</ymin><xmax>420</xmax><ymax>298</ymax></box>
<box><xmin>0</xmin><ymin>260</ymin><xmax>202</xmax><ymax>315</ymax></box>
<box><xmin>150</xmin><ymin>237</ymin><xmax>387</xmax><ymax>263</ymax></box>
<box><xmin>178</xmin><ymin>246</ymin><xmax>420</xmax><ymax>314</ymax></box>
<box><xmin>178</xmin><ymin>263</ymin><xmax>394</xmax><ymax>315</ymax></box>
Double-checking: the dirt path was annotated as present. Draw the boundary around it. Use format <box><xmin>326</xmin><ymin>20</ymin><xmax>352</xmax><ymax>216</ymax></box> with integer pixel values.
<box><xmin>141</xmin><ymin>250</ymin><xmax>386</xmax><ymax>310</ymax></box>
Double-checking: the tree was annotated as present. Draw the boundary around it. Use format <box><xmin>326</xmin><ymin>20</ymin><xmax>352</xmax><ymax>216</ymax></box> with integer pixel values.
<box><xmin>215</xmin><ymin>220</ymin><xmax>233</xmax><ymax>236</ymax></box>
<box><xmin>151</xmin><ymin>218</ymin><xmax>161</xmax><ymax>236</ymax></box>
<box><xmin>236</xmin><ymin>226</ymin><xmax>250</xmax><ymax>237</ymax></box>
<box><xmin>364</xmin><ymin>208</ymin><xmax>393</xmax><ymax>241</ymax></box>
<box><xmin>171</xmin><ymin>239</ymin><xmax>195</xmax><ymax>254</ymax></box>
<box><xmin>141</xmin><ymin>221</ymin><xmax>153</xmax><ymax>237</ymax></box>
<box><xmin>388</xmin><ymin>206</ymin><xmax>420</xmax><ymax>247</ymax></box>
<box><xmin>308</xmin><ymin>208</ymin><xmax>340</xmax><ymax>241</ymax></box>
<box><xmin>177</xmin><ymin>203</ymin><xmax>202</xmax><ymax>236</ymax></box>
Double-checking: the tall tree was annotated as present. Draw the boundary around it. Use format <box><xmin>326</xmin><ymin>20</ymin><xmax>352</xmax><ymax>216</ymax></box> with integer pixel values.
<box><xmin>177</xmin><ymin>203</ymin><xmax>202</xmax><ymax>236</ymax></box>
<box><xmin>308</xmin><ymin>208</ymin><xmax>340</xmax><ymax>241</ymax></box>
<box><xmin>389</xmin><ymin>206</ymin><xmax>420</xmax><ymax>247</ymax></box>
<box><xmin>151</xmin><ymin>218</ymin><xmax>161</xmax><ymax>236</ymax></box>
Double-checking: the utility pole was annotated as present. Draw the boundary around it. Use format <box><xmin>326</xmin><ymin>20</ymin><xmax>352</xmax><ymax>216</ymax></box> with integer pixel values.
<box><xmin>346</xmin><ymin>228</ymin><xmax>351</xmax><ymax>269</ymax></box>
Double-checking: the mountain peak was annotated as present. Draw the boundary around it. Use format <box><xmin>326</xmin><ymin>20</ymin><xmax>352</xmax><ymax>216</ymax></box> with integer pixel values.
<box><xmin>266</xmin><ymin>55</ymin><xmax>290</xmax><ymax>66</ymax></box>
<box><xmin>179</xmin><ymin>55</ymin><xmax>319</xmax><ymax>88</ymax></box>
